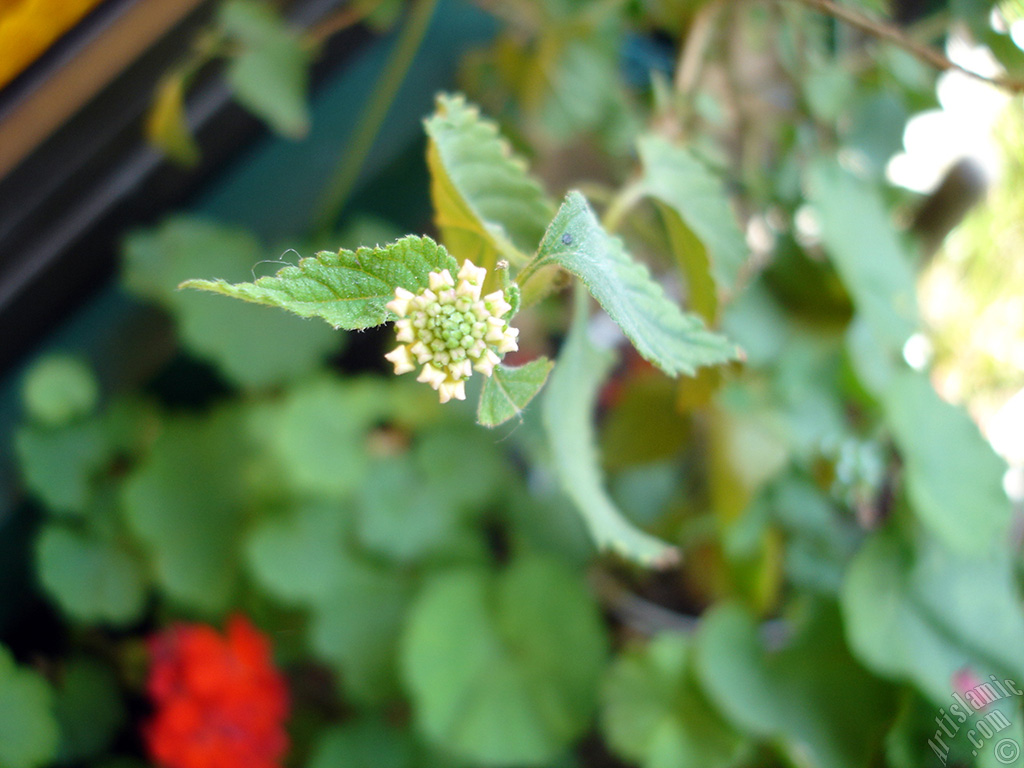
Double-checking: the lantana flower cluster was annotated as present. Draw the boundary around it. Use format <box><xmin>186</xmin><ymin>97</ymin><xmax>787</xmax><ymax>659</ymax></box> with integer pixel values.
<box><xmin>384</xmin><ymin>260</ymin><xmax>518</xmax><ymax>403</ymax></box>
<box><xmin>145</xmin><ymin>615</ymin><xmax>289</xmax><ymax>768</ymax></box>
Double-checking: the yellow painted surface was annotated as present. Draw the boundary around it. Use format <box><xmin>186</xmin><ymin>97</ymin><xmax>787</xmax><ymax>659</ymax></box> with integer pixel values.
<box><xmin>0</xmin><ymin>0</ymin><xmax>106</xmax><ymax>88</ymax></box>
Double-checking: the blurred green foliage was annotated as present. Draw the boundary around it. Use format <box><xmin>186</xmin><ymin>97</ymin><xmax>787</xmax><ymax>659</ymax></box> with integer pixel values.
<box><xmin>4</xmin><ymin>0</ymin><xmax>1024</xmax><ymax>766</ymax></box>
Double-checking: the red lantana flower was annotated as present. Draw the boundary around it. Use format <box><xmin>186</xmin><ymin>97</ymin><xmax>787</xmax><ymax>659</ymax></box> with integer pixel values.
<box><xmin>145</xmin><ymin>614</ymin><xmax>289</xmax><ymax>768</ymax></box>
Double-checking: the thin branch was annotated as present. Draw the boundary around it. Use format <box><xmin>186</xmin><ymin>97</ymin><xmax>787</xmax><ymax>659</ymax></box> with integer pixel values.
<box><xmin>782</xmin><ymin>0</ymin><xmax>1024</xmax><ymax>93</ymax></box>
<box><xmin>306</xmin><ymin>4</ymin><xmax>376</xmax><ymax>46</ymax></box>
<box><xmin>675</xmin><ymin>0</ymin><xmax>725</xmax><ymax>96</ymax></box>
<box><xmin>312</xmin><ymin>0</ymin><xmax>439</xmax><ymax>235</ymax></box>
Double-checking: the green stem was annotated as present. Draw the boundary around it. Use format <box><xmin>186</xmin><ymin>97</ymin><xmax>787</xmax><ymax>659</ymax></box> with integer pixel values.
<box><xmin>312</xmin><ymin>0</ymin><xmax>439</xmax><ymax>236</ymax></box>
<box><xmin>601</xmin><ymin>180</ymin><xmax>645</xmax><ymax>234</ymax></box>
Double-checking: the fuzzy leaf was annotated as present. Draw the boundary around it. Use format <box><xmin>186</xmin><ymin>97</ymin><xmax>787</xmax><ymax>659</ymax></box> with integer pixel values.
<box><xmin>543</xmin><ymin>286</ymin><xmax>679</xmax><ymax>567</ymax></box>
<box><xmin>425</xmin><ymin>93</ymin><xmax>553</xmax><ymax>273</ymax></box>
<box><xmin>180</xmin><ymin>235</ymin><xmax>457</xmax><ymax>330</ymax></box>
<box><xmin>477</xmin><ymin>358</ymin><xmax>554</xmax><ymax>427</ymax></box>
<box><xmin>533</xmin><ymin>192</ymin><xmax>741</xmax><ymax>377</ymax></box>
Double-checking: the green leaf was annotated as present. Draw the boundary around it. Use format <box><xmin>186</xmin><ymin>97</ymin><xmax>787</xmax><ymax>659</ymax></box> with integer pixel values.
<box><xmin>307</xmin><ymin>719</ymin><xmax>418</xmax><ymax>768</ymax></box>
<box><xmin>21</xmin><ymin>355</ymin><xmax>98</xmax><ymax>427</ymax></box>
<box><xmin>802</xmin><ymin>63</ymin><xmax>856</xmax><ymax>121</ymax></box>
<box><xmin>146</xmin><ymin>72</ymin><xmax>200</xmax><ymax>166</ymax></box>
<box><xmin>883</xmin><ymin>370</ymin><xmax>1010</xmax><ymax>553</ymax></box>
<box><xmin>401</xmin><ymin>556</ymin><xmax>607</xmax><ymax>766</ymax></box>
<box><xmin>36</xmin><ymin>526</ymin><xmax>146</xmax><ymax>625</ymax></box>
<box><xmin>0</xmin><ymin>644</ymin><xmax>59</xmax><ymax>768</ymax></box>
<box><xmin>245</xmin><ymin>502</ymin><xmax>349</xmax><ymax>605</ymax></box>
<box><xmin>602</xmin><ymin>634</ymin><xmax>746</xmax><ymax>768</ymax></box>
<box><xmin>477</xmin><ymin>358</ymin><xmax>554</xmax><ymax>427</ymax></box>
<box><xmin>536</xmin><ymin>37</ymin><xmax>633</xmax><ymax>147</ymax></box>
<box><xmin>220</xmin><ymin>0</ymin><xmax>311</xmax><ymax>137</ymax></box>
<box><xmin>808</xmin><ymin>159</ymin><xmax>918</xmax><ymax>352</ymax></box>
<box><xmin>310</xmin><ymin>561</ymin><xmax>413</xmax><ymax>705</ymax></box>
<box><xmin>122</xmin><ymin>408</ymin><xmax>250</xmax><ymax>613</ymax></box>
<box><xmin>53</xmin><ymin>660</ymin><xmax>125</xmax><ymax>763</ymax></box>
<box><xmin>123</xmin><ymin>216</ymin><xmax>339</xmax><ymax>388</ymax></box>
<box><xmin>696</xmin><ymin>601</ymin><xmax>897</xmax><ymax>768</ymax></box>
<box><xmin>181</xmin><ymin>235</ymin><xmax>457</xmax><ymax>330</ymax></box>
<box><xmin>264</xmin><ymin>377</ymin><xmax>380</xmax><ymax>499</ymax></box>
<box><xmin>841</xmin><ymin>529</ymin><xmax>1024</xmax><ymax>705</ymax></box>
<box><xmin>356</xmin><ymin>457</ymin><xmax>456</xmax><ymax>562</ymax></box>
<box><xmin>413</xmin><ymin>421</ymin><xmax>508</xmax><ymax>511</ymax></box>
<box><xmin>425</xmin><ymin>93</ymin><xmax>554</xmax><ymax>273</ymax></box>
<box><xmin>532</xmin><ymin>192</ymin><xmax>741</xmax><ymax>377</ymax></box>
<box><xmin>638</xmin><ymin>135</ymin><xmax>748</xmax><ymax>299</ymax></box>
<box><xmin>542</xmin><ymin>285</ymin><xmax>679</xmax><ymax>567</ymax></box>
<box><xmin>15</xmin><ymin>419</ymin><xmax>109</xmax><ymax>515</ymax></box>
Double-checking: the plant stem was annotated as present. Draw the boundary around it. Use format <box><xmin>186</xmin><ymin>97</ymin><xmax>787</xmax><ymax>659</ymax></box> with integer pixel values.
<box><xmin>305</xmin><ymin>1</ymin><xmax>383</xmax><ymax>47</ymax></box>
<box><xmin>601</xmin><ymin>180</ymin><xmax>645</xmax><ymax>234</ymax></box>
<box><xmin>674</xmin><ymin>0</ymin><xmax>725</xmax><ymax>98</ymax></box>
<box><xmin>782</xmin><ymin>0</ymin><xmax>1024</xmax><ymax>92</ymax></box>
<box><xmin>312</xmin><ymin>0</ymin><xmax>439</xmax><ymax>237</ymax></box>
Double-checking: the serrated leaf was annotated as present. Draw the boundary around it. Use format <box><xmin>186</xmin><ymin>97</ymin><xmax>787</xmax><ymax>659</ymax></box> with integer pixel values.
<box><xmin>220</xmin><ymin>0</ymin><xmax>311</xmax><ymax>137</ymax></box>
<box><xmin>532</xmin><ymin>192</ymin><xmax>741</xmax><ymax>377</ymax></box>
<box><xmin>36</xmin><ymin>526</ymin><xmax>147</xmax><ymax>625</ymax></box>
<box><xmin>181</xmin><ymin>235</ymin><xmax>457</xmax><ymax>330</ymax></box>
<box><xmin>146</xmin><ymin>72</ymin><xmax>200</xmax><ymax>166</ymax></box>
<box><xmin>401</xmin><ymin>556</ymin><xmax>607</xmax><ymax>766</ymax></box>
<box><xmin>542</xmin><ymin>285</ymin><xmax>679</xmax><ymax>567</ymax></box>
<box><xmin>425</xmin><ymin>93</ymin><xmax>554</xmax><ymax>274</ymax></box>
<box><xmin>0</xmin><ymin>644</ymin><xmax>59</xmax><ymax>768</ymax></box>
<box><xmin>638</xmin><ymin>135</ymin><xmax>748</xmax><ymax>302</ymax></box>
<box><xmin>477</xmin><ymin>358</ymin><xmax>554</xmax><ymax>427</ymax></box>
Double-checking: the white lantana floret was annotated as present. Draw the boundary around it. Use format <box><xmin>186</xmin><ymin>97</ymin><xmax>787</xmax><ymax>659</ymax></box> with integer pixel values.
<box><xmin>384</xmin><ymin>260</ymin><xmax>518</xmax><ymax>403</ymax></box>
